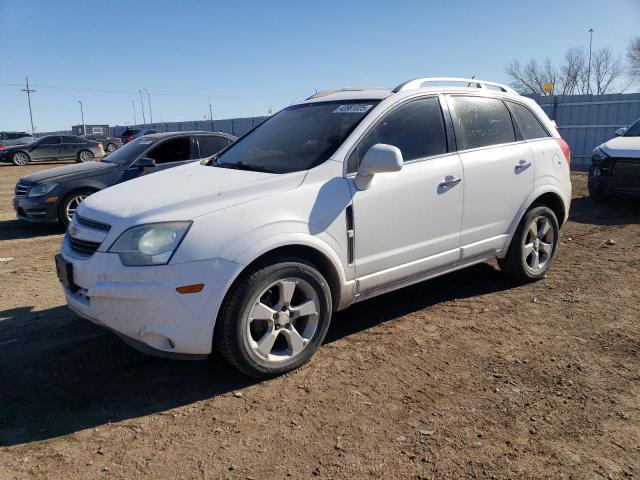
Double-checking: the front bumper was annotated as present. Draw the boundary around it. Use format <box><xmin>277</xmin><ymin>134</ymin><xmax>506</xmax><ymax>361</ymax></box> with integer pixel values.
<box><xmin>14</xmin><ymin>196</ymin><xmax>60</xmax><ymax>223</ymax></box>
<box><xmin>589</xmin><ymin>165</ymin><xmax>640</xmax><ymax>195</ymax></box>
<box><xmin>59</xmin><ymin>238</ymin><xmax>241</xmax><ymax>357</ymax></box>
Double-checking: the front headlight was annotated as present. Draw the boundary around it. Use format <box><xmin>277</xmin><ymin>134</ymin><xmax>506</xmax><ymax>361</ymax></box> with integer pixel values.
<box><xmin>27</xmin><ymin>182</ymin><xmax>58</xmax><ymax>197</ymax></box>
<box><xmin>109</xmin><ymin>221</ymin><xmax>191</xmax><ymax>266</ymax></box>
<box><xmin>592</xmin><ymin>146</ymin><xmax>609</xmax><ymax>162</ymax></box>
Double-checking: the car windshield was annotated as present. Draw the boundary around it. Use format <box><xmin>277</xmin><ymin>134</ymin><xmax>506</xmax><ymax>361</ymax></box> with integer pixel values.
<box><xmin>102</xmin><ymin>136</ymin><xmax>155</xmax><ymax>165</ymax></box>
<box><xmin>623</xmin><ymin>119</ymin><xmax>640</xmax><ymax>137</ymax></box>
<box><xmin>214</xmin><ymin>100</ymin><xmax>380</xmax><ymax>173</ymax></box>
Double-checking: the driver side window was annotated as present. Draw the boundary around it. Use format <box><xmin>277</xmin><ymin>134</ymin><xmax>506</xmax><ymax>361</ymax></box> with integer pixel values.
<box><xmin>347</xmin><ymin>97</ymin><xmax>447</xmax><ymax>173</ymax></box>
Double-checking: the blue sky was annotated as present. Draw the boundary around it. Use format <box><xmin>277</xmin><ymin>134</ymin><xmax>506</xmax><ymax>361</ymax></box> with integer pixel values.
<box><xmin>1</xmin><ymin>0</ymin><xmax>638</xmax><ymax>132</ymax></box>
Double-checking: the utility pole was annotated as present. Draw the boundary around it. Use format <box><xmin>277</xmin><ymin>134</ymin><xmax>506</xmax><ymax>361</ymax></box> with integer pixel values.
<box><xmin>587</xmin><ymin>28</ymin><xmax>594</xmax><ymax>95</ymax></box>
<box><xmin>131</xmin><ymin>100</ymin><xmax>137</xmax><ymax>125</ymax></box>
<box><xmin>78</xmin><ymin>100</ymin><xmax>86</xmax><ymax>135</ymax></box>
<box><xmin>21</xmin><ymin>76</ymin><xmax>36</xmax><ymax>134</ymax></box>
<box><xmin>143</xmin><ymin>88</ymin><xmax>153</xmax><ymax>124</ymax></box>
<box><xmin>208</xmin><ymin>96</ymin><xmax>214</xmax><ymax>131</ymax></box>
<box><xmin>138</xmin><ymin>90</ymin><xmax>146</xmax><ymax>124</ymax></box>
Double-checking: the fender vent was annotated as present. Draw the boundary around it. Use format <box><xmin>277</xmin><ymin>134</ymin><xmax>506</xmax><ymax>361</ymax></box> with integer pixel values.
<box><xmin>346</xmin><ymin>204</ymin><xmax>355</xmax><ymax>264</ymax></box>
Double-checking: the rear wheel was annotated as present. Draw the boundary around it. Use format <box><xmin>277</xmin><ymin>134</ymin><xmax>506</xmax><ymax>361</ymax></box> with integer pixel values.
<box><xmin>77</xmin><ymin>150</ymin><xmax>94</xmax><ymax>163</ymax></box>
<box><xmin>216</xmin><ymin>256</ymin><xmax>332</xmax><ymax>378</ymax></box>
<box><xmin>106</xmin><ymin>143</ymin><xmax>117</xmax><ymax>153</ymax></box>
<box><xmin>12</xmin><ymin>151</ymin><xmax>30</xmax><ymax>166</ymax></box>
<box><xmin>59</xmin><ymin>190</ymin><xmax>94</xmax><ymax>226</ymax></box>
<box><xmin>498</xmin><ymin>206</ymin><xmax>559</xmax><ymax>282</ymax></box>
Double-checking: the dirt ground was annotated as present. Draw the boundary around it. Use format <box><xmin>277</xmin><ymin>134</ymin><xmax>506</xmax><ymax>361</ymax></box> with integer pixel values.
<box><xmin>0</xmin><ymin>162</ymin><xmax>638</xmax><ymax>479</ymax></box>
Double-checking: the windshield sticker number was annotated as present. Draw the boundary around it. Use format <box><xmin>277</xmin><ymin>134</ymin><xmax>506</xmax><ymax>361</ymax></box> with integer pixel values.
<box><xmin>333</xmin><ymin>104</ymin><xmax>373</xmax><ymax>114</ymax></box>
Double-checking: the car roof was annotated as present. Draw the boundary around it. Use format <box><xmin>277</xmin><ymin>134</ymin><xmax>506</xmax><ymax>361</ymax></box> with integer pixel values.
<box><xmin>143</xmin><ymin>131</ymin><xmax>237</xmax><ymax>140</ymax></box>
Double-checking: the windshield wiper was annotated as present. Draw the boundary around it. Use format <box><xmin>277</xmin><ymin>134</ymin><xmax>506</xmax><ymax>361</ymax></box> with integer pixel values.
<box><xmin>214</xmin><ymin>159</ymin><xmax>277</xmax><ymax>174</ymax></box>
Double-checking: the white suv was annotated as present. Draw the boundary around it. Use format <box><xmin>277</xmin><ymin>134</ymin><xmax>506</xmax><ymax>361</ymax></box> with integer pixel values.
<box><xmin>56</xmin><ymin>77</ymin><xmax>572</xmax><ymax>378</ymax></box>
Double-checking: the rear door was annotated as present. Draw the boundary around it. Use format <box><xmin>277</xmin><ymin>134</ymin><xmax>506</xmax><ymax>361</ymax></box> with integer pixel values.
<box><xmin>196</xmin><ymin>135</ymin><xmax>230</xmax><ymax>158</ymax></box>
<box><xmin>60</xmin><ymin>136</ymin><xmax>81</xmax><ymax>159</ymax></box>
<box><xmin>448</xmin><ymin>95</ymin><xmax>534</xmax><ymax>259</ymax></box>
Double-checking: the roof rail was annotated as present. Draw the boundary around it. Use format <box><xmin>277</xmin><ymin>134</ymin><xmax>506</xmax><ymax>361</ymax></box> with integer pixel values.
<box><xmin>392</xmin><ymin>77</ymin><xmax>518</xmax><ymax>95</ymax></box>
<box><xmin>306</xmin><ymin>87</ymin><xmax>387</xmax><ymax>100</ymax></box>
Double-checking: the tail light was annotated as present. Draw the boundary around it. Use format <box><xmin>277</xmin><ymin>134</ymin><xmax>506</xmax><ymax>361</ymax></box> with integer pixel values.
<box><xmin>0</xmin><ymin>144</ymin><xmax>5</xmax><ymax>150</ymax></box>
<box><xmin>127</xmin><ymin>135</ymin><xmax>133</xmax><ymax>142</ymax></box>
<box><xmin>555</xmin><ymin>138</ymin><xmax>571</xmax><ymax>167</ymax></box>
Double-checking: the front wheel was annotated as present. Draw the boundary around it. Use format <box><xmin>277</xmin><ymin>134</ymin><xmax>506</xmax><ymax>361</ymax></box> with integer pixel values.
<box><xmin>12</xmin><ymin>151</ymin><xmax>30</xmax><ymax>166</ymax></box>
<box><xmin>106</xmin><ymin>143</ymin><xmax>117</xmax><ymax>153</ymax></box>
<box><xmin>77</xmin><ymin>150</ymin><xmax>94</xmax><ymax>163</ymax></box>
<box><xmin>59</xmin><ymin>190</ymin><xmax>94</xmax><ymax>226</ymax></box>
<box><xmin>216</xmin><ymin>256</ymin><xmax>332</xmax><ymax>378</ymax></box>
<box><xmin>498</xmin><ymin>206</ymin><xmax>559</xmax><ymax>282</ymax></box>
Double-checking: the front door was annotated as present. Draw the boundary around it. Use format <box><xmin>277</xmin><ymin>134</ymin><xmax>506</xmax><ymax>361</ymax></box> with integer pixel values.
<box><xmin>349</xmin><ymin>96</ymin><xmax>463</xmax><ymax>292</ymax></box>
<box><xmin>31</xmin><ymin>136</ymin><xmax>61</xmax><ymax>160</ymax></box>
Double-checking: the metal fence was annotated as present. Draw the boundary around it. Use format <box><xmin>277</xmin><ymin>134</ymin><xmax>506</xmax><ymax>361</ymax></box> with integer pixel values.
<box><xmin>529</xmin><ymin>93</ymin><xmax>640</xmax><ymax>168</ymax></box>
<box><xmin>109</xmin><ymin>116</ymin><xmax>269</xmax><ymax>139</ymax></box>
<box><xmin>37</xmin><ymin>93</ymin><xmax>640</xmax><ymax>169</ymax></box>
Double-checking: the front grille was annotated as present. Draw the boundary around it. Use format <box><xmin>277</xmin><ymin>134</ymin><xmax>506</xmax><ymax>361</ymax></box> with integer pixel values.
<box><xmin>76</xmin><ymin>214</ymin><xmax>111</xmax><ymax>232</ymax></box>
<box><xmin>14</xmin><ymin>182</ymin><xmax>30</xmax><ymax>197</ymax></box>
<box><xmin>69</xmin><ymin>236</ymin><xmax>101</xmax><ymax>255</ymax></box>
<box><xmin>613</xmin><ymin>158</ymin><xmax>640</xmax><ymax>179</ymax></box>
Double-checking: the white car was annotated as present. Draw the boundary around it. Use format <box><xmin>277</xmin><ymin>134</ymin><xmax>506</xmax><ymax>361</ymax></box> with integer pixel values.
<box><xmin>589</xmin><ymin>118</ymin><xmax>640</xmax><ymax>200</ymax></box>
<box><xmin>56</xmin><ymin>77</ymin><xmax>572</xmax><ymax>378</ymax></box>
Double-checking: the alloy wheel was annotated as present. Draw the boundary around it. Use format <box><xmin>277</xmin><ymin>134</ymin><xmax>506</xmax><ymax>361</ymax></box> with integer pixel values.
<box><xmin>79</xmin><ymin>151</ymin><xmax>94</xmax><ymax>162</ymax></box>
<box><xmin>246</xmin><ymin>278</ymin><xmax>320</xmax><ymax>362</ymax></box>
<box><xmin>106</xmin><ymin>143</ymin><xmax>116</xmax><ymax>152</ymax></box>
<box><xmin>523</xmin><ymin>216</ymin><xmax>555</xmax><ymax>273</ymax></box>
<box><xmin>13</xmin><ymin>152</ymin><xmax>29</xmax><ymax>166</ymax></box>
<box><xmin>64</xmin><ymin>194</ymin><xmax>88</xmax><ymax>223</ymax></box>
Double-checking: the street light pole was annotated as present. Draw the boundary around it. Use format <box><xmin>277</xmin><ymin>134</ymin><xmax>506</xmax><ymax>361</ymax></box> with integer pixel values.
<box><xmin>138</xmin><ymin>90</ymin><xmax>146</xmax><ymax>124</ymax></box>
<box><xmin>21</xmin><ymin>76</ymin><xmax>36</xmax><ymax>134</ymax></box>
<box><xmin>132</xmin><ymin>100</ymin><xmax>137</xmax><ymax>125</ymax></box>
<box><xmin>587</xmin><ymin>28</ymin><xmax>594</xmax><ymax>95</ymax></box>
<box><xmin>78</xmin><ymin>100</ymin><xmax>86</xmax><ymax>135</ymax></box>
<box><xmin>208</xmin><ymin>96</ymin><xmax>214</xmax><ymax>131</ymax></box>
<box><xmin>143</xmin><ymin>88</ymin><xmax>153</xmax><ymax>124</ymax></box>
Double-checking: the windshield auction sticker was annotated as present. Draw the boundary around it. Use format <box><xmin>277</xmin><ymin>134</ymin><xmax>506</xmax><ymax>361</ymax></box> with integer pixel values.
<box><xmin>333</xmin><ymin>104</ymin><xmax>373</xmax><ymax>113</ymax></box>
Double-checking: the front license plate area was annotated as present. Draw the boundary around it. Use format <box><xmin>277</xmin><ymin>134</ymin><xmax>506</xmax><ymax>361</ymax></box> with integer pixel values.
<box><xmin>55</xmin><ymin>254</ymin><xmax>78</xmax><ymax>292</ymax></box>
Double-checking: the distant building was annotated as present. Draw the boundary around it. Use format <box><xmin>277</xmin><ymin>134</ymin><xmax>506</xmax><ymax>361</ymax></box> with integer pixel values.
<box><xmin>72</xmin><ymin>124</ymin><xmax>110</xmax><ymax>136</ymax></box>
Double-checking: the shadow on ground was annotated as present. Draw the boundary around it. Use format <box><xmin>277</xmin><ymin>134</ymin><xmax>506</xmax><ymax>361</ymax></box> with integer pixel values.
<box><xmin>569</xmin><ymin>195</ymin><xmax>640</xmax><ymax>226</ymax></box>
<box><xmin>0</xmin><ymin>262</ymin><xmax>515</xmax><ymax>447</ymax></box>
<box><xmin>0</xmin><ymin>219</ymin><xmax>64</xmax><ymax>241</ymax></box>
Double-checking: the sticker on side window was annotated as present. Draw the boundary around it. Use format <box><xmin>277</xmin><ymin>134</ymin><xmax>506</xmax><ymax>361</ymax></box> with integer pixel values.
<box><xmin>333</xmin><ymin>104</ymin><xmax>373</xmax><ymax>114</ymax></box>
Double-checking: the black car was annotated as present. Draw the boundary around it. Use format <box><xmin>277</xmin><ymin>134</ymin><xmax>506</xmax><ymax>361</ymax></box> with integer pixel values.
<box><xmin>14</xmin><ymin>131</ymin><xmax>235</xmax><ymax>226</ymax></box>
<box><xmin>120</xmin><ymin>128</ymin><xmax>158</xmax><ymax>144</ymax></box>
<box><xmin>83</xmin><ymin>133</ymin><xmax>123</xmax><ymax>153</ymax></box>
<box><xmin>0</xmin><ymin>135</ymin><xmax>105</xmax><ymax>166</ymax></box>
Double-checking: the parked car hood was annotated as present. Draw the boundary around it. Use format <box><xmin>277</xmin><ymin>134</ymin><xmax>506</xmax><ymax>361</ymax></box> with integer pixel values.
<box><xmin>601</xmin><ymin>136</ymin><xmax>640</xmax><ymax>158</ymax></box>
<box><xmin>78</xmin><ymin>161</ymin><xmax>306</xmax><ymax>226</ymax></box>
<box><xmin>20</xmin><ymin>161</ymin><xmax>119</xmax><ymax>184</ymax></box>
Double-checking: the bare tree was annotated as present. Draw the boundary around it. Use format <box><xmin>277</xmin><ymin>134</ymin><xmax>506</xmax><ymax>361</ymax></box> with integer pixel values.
<box><xmin>558</xmin><ymin>47</ymin><xmax>588</xmax><ymax>95</ymax></box>
<box><xmin>505</xmin><ymin>58</ymin><xmax>557</xmax><ymax>95</ymax></box>
<box><xmin>591</xmin><ymin>47</ymin><xmax>624</xmax><ymax>94</ymax></box>
<box><xmin>627</xmin><ymin>36</ymin><xmax>640</xmax><ymax>82</ymax></box>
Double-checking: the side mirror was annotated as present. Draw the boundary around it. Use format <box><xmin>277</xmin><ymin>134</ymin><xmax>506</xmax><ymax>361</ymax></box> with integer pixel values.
<box><xmin>137</xmin><ymin>157</ymin><xmax>157</xmax><ymax>169</ymax></box>
<box><xmin>354</xmin><ymin>143</ymin><xmax>403</xmax><ymax>191</ymax></box>
<box><xmin>614</xmin><ymin>127</ymin><xmax>627</xmax><ymax>136</ymax></box>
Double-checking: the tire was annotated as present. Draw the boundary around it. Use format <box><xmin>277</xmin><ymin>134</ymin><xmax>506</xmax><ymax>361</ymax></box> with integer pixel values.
<box><xmin>58</xmin><ymin>189</ymin><xmax>95</xmax><ymax>226</ymax></box>
<box><xmin>106</xmin><ymin>143</ymin><xmax>117</xmax><ymax>153</ymax></box>
<box><xmin>498</xmin><ymin>206</ymin><xmax>559</xmax><ymax>282</ymax></box>
<box><xmin>215</xmin><ymin>255</ymin><xmax>332</xmax><ymax>378</ymax></box>
<box><xmin>77</xmin><ymin>150</ymin><xmax>94</xmax><ymax>163</ymax></box>
<box><xmin>12</xmin><ymin>151</ymin><xmax>30</xmax><ymax>166</ymax></box>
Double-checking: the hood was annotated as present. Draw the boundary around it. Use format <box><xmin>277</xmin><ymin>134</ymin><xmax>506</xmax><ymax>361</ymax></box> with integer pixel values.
<box><xmin>601</xmin><ymin>136</ymin><xmax>640</xmax><ymax>158</ymax></box>
<box><xmin>20</xmin><ymin>161</ymin><xmax>118</xmax><ymax>184</ymax></box>
<box><xmin>78</xmin><ymin>161</ymin><xmax>306</xmax><ymax>226</ymax></box>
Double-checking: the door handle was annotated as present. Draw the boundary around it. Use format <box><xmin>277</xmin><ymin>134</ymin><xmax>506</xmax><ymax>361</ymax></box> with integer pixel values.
<box><xmin>438</xmin><ymin>175</ymin><xmax>462</xmax><ymax>190</ymax></box>
<box><xmin>515</xmin><ymin>160</ymin><xmax>532</xmax><ymax>173</ymax></box>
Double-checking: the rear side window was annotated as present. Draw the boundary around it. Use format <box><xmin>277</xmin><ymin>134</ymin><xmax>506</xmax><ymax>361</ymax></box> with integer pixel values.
<box><xmin>349</xmin><ymin>97</ymin><xmax>447</xmax><ymax>172</ymax></box>
<box><xmin>451</xmin><ymin>96</ymin><xmax>516</xmax><ymax>150</ymax></box>
<box><xmin>147</xmin><ymin>137</ymin><xmax>191</xmax><ymax>164</ymax></box>
<box><xmin>61</xmin><ymin>136</ymin><xmax>80</xmax><ymax>143</ymax></box>
<box><xmin>41</xmin><ymin>136</ymin><xmax>61</xmax><ymax>145</ymax></box>
<box><xmin>197</xmin><ymin>136</ymin><xmax>229</xmax><ymax>157</ymax></box>
<box><xmin>507</xmin><ymin>102</ymin><xmax>550</xmax><ymax>140</ymax></box>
